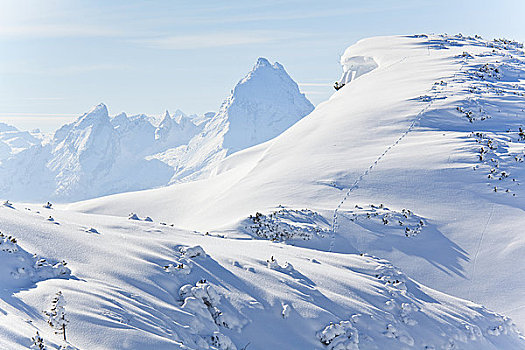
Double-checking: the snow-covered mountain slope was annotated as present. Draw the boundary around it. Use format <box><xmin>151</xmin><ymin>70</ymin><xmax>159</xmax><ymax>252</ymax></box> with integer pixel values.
<box><xmin>0</xmin><ymin>201</ymin><xmax>523</xmax><ymax>349</ymax></box>
<box><xmin>0</xmin><ymin>122</ymin><xmax>41</xmax><ymax>160</ymax></box>
<box><xmin>0</xmin><ymin>104</ymin><xmax>182</xmax><ymax>201</ymax></box>
<box><xmin>0</xmin><ymin>59</ymin><xmax>312</xmax><ymax>202</ymax></box>
<box><xmin>156</xmin><ymin>57</ymin><xmax>314</xmax><ymax>182</ymax></box>
<box><xmin>72</xmin><ymin>33</ymin><xmax>525</xmax><ymax>333</ymax></box>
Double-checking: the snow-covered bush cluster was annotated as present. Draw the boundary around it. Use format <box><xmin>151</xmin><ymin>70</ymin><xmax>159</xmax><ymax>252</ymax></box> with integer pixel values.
<box><xmin>470</xmin><ymin>131</ymin><xmax>524</xmax><ymax>196</ymax></box>
<box><xmin>162</xmin><ymin>245</ymin><xmax>208</xmax><ymax>276</ymax></box>
<box><xmin>316</xmin><ymin>254</ymin><xmax>524</xmax><ymax>349</ymax></box>
<box><xmin>128</xmin><ymin>212</ymin><xmax>153</xmax><ymax>221</ymax></box>
<box><xmin>44</xmin><ymin>291</ymin><xmax>68</xmax><ymax>341</ymax></box>
<box><xmin>265</xmin><ymin>256</ymin><xmax>297</xmax><ymax>274</ymax></box>
<box><xmin>159</xmin><ymin>245</ymin><xmax>248</xmax><ymax>349</ymax></box>
<box><xmin>372</xmin><ymin>258</ymin><xmax>408</xmax><ymax>290</ymax></box>
<box><xmin>244</xmin><ymin>208</ymin><xmax>329</xmax><ymax>241</ymax></box>
<box><xmin>178</xmin><ymin>280</ymin><xmax>246</xmax><ymax>349</ymax></box>
<box><xmin>0</xmin><ymin>232</ymin><xmax>70</xmax><ymax>284</ymax></box>
<box><xmin>317</xmin><ymin>320</ymin><xmax>359</xmax><ymax>350</ymax></box>
<box><xmin>348</xmin><ymin>204</ymin><xmax>425</xmax><ymax>237</ymax></box>
<box><xmin>0</xmin><ymin>231</ymin><xmax>19</xmax><ymax>253</ymax></box>
<box><xmin>179</xmin><ymin>280</ymin><xmax>245</xmax><ymax>330</ymax></box>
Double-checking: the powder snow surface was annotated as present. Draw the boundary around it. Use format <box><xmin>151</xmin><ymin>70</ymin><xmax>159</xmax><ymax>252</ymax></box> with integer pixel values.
<box><xmin>1</xmin><ymin>34</ymin><xmax>525</xmax><ymax>349</ymax></box>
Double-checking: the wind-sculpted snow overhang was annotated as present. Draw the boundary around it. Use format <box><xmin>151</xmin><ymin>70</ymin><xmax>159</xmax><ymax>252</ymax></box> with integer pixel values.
<box><xmin>338</xmin><ymin>55</ymin><xmax>379</xmax><ymax>85</ymax></box>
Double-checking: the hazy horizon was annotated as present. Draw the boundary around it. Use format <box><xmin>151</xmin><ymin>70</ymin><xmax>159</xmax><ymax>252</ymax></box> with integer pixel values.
<box><xmin>1</xmin><ymin>0</ymin><xmax>524</xmax><ymax>132</ymax></box>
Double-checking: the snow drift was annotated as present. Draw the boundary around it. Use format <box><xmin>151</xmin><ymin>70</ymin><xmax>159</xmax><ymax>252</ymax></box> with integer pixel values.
<box><xmin>1</xmin><ymin>34</ymin><xmax>525</xmax><ymax>349</ymax></box>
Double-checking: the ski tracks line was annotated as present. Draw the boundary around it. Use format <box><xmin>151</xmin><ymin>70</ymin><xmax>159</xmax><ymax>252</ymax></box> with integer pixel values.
<box><xmin>468</xmin><ymin>202</ymin><xmax>495</xmax><ymax>300</ymax></box>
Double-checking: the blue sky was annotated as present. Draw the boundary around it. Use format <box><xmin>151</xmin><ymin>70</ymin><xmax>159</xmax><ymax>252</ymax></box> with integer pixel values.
<box><xmin>1</xmin><ymin>0</ymin><xmax>524</xmax><ymax>131</ymax></box>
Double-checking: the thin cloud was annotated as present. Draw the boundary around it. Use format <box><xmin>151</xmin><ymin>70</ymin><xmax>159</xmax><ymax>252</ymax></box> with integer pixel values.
<box><xmin>0</xmin><ymin>24</ymin><xmax>127</xmax><ymax>39</ymax></box>
<box><xmin>24</xmin><ymin>97</ymin><xmax>65</xmax><ymax>101</ymax></box>
<box><xmin>0</xmin><ymin>112</ymin><xmax>75</xmax><ymax>117</ymax></box>
<box><xmin>134</xmin><ymin>31</ymin><xmax>308</xmax><ymax>50</ymax></box>
<box><xmin>3</xmin><ymin>63</ymin><xmax>131</xmax><ymax>76</ymax></box>
<box><xmin>299</xmin><ymin>82</ymin><xmax>334</xmax><ymax>87</ymax></box>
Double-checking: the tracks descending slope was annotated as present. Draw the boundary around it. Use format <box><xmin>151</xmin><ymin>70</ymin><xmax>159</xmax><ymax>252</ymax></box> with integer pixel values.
<box><xmin>328</xmin><ymin>56</ymin><xmax>467</xmax><ymax>252</ymax></box>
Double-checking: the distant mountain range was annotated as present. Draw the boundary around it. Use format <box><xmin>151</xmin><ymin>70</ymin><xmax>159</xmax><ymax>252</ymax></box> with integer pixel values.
<box><xmin>0</xmin><ymin>58</ymin><xmax>313</xmax><ymax>201</ymax></box>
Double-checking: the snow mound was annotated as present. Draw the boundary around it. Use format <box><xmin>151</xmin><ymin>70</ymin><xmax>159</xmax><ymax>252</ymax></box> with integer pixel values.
<box><xmin>0</xmin><ymin>232</ymin><xmax>71</xmax><ymax>288</ymax></box>
<box><xmin>317</xmin><ymin>254</ymin><xmax>524</xmax><ymax>350</ymax></box>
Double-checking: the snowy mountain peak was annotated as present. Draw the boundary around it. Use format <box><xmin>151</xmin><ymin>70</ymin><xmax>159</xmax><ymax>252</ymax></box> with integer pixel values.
<box><xmin>74</xmin><ymin>102</ymin><xmax>110</xmax><ymax>129</ymax></box>
<box><xmin>155</xmin><ymin>111</ymin><xmax>174</xmax><ymax>141</ymax></box>
<box><xmin>234</xmin><ymin>57</ymin><xmax>294</xmax><ymax>98</ymax></box>
<box><xmin>221</xmin><ymin>57</ymin><xmax>314</xmax><ymax>152</ymax></box>
<box><xmin>164</xmin><ymin>57</ymin><xmax>314</xmax><ymax>182</ymax></box>
<box><xmin>0</xmin><ymin>122</ymin><xmax>18</xmax><ymax>133</ymax></box>
<box><xmin>86</xmin><ymin>102</ymin><xmax>108</xmax><ymax>117</ymax></box>
<box><xmin>255</xmin><ymin>56</ymin><xmax>271</xmax><ymax>67</ymax></box>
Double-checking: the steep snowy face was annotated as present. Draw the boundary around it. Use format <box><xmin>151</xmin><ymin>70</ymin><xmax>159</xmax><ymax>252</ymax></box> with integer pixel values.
<box><xmin>48</xmin><ymin>103</ymin><xmax>119</xmax><ymax>198</ymax></box>
<box><xmin>168</xmin><ymin>57</ymin><xmax>314</xmax><ymax>181</ymax></box>
<box><xmin>0</xmin><ymin>103</ymin><xmax>209</xmax><ymax>201</ymax></box>
<box><xmin>0</xmin><ymin>122</ymin><xmax>40</xmax><ymax>160</ymax></box>
<box><xmin>154</xmin><ymin>110</ymin><xmax>201</xmax><ymax>147</ymax></box>
<box><xmin>114</xmin><ymin>114</ymin><xmax>157</xmax><ymax>156</ymax></box>
<box><xmin>155</xmin><ymin>110</ymin><xmax>173</xmax><ymax>141</ymax></box>
<box><xmin>221</xmin><ymin>57</ymin><xmax>314</xmax><ymax>153</ymax></box>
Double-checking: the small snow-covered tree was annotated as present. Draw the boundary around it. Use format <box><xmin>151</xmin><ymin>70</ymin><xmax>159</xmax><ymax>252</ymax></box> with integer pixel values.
<box><xmin>31</xmin><ymin>331</ymin><xmax>46</xmax><ymax>350</ymax></box>
<box><xmin>44</xmin><ymin>291</ymin><xmax>68</xmax><ymax>342</ymax></box>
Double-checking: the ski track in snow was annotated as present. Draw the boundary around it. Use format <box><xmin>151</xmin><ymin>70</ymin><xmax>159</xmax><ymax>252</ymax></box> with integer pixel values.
<box><xmin>468</xmin><ymin>202</ymin><xmax>495</xmax><ymax>300</ymax></box>
<box><xmin>329</xmin><ymin>56</ymin><xmax>468</xmax><ymax>252</ymax></box>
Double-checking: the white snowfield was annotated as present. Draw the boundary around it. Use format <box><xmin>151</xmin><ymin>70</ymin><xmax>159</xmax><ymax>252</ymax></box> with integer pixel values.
<box><xmin>1</xmin><ymin>34</ymin><xmax>525</xmax><ymax>349</ymax></box>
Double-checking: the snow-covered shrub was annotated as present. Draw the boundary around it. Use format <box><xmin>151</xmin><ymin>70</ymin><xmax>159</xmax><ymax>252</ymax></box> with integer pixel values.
<box><xmin>469</xmin><ymin>131</ymin><xmax>524</xmax><ymax>196</ymax></box>
<box><xmin>181</xmin><ymin>245</ymin><xmax>206</xmax><ymax>258</ymax></box>
<box><xmin>30</xmin><ymin>331</ymin><xmax>46</xmax><ymax>350</ymax></box>
<box><xmin>244</xmin><ymin>208</ymin><xmax>329</xmax><ymax>241</ymax></box>
<box><xmin>162</xmin><ymin>246</ymin><xmax>206</xmax><ymax>277</ymax></box>
<box><xmin>486</xmin><ymin>316</ymin><xmax>520</xmax><ymax>337</ymax></box>
<box><xmin>44</xmin><ymin>291</ymin><xmax>68</xmax><ymax>341</ymax></box>
<box><xmin>164</xmin><ymin>259</ymin><xmax>192</xmax><ymax>275</ymax></box>
<box><xmin>177</xmin><ymin>280</ymin><xmax>246</xmax><ymax>349</ymax></box>
<box><xmin>266</xmin><ymin>256</ymin><xmax>279</xmax><ymax>270</ymax></box>
<box><xmin>0</xmin><ymin>232</ymin><xmax>18</xmax><ymax>253</ymax></box>
<box><xmin>373</xmin><ymin>260</ymin><xmax>407</xmax><ymax>290</ymax></box>
<box><xmin>211</xmin><ymin>331</ymin><xmax>237</xmax><ymax>350</ymax></box>
<box><xmin>180</xmin><ymin>280</ymin><xmax>246</xmax><ymax>331</ymax></box>
<box><xmin>348</xmin><ymin>204</ymin><xmax>425</xmax><ymax>238</ymax></box>
<box><xmin>0</xmin><ymin>233</ymin><xmax>71</xmax><ymax>283</ymax></box>
<box><xmin>317</xmin><ymin>320</ymin><xmax>359</xmax><ymax>350</ymax></box>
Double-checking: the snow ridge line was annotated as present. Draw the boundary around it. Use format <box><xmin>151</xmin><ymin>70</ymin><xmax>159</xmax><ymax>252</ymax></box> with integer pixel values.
<box><xmin>328</xmin><ymin>56</ymin><xmax>468</xmax><ymax>252</ymax></box>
